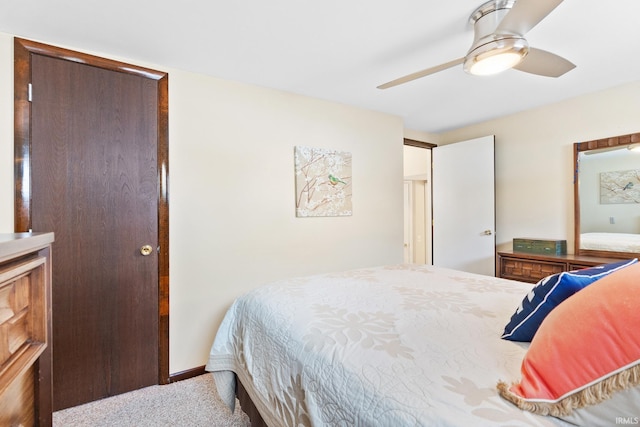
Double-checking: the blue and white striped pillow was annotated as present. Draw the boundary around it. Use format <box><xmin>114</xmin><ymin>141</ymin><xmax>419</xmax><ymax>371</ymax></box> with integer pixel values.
<box><xmin>501</xmin><ymin>258</ymin><xmax>638</xmax><ymax>342</ymax></box>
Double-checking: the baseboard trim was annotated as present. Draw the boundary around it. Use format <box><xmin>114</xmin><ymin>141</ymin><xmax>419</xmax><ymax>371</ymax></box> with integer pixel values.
<box><xmin>169</xmin><ymin>365</ymin><xmax>207</xmax><ymax>383</ymax></box>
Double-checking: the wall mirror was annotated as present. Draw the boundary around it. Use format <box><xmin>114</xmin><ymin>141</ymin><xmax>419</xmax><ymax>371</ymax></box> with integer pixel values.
<box><xmin>574</xmin><ymin>132</ymin><xmax>640</xmax><ymax>259</ymax></box>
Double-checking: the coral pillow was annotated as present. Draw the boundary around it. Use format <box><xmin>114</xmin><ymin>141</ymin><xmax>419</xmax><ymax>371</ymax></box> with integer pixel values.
<box><xmin>501</xmin><ymin>258</ymin><xmax>637</xmax><ymax>342</ymax></box>
<box><xmin>498</xmin><ymin>262</ymin><xmax>640</xmax><ymax>419</ymax></box>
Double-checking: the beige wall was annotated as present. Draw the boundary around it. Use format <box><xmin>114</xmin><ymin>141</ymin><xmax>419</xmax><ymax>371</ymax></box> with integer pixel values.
<box><xmin>0</xmin><ymin>32</ymin><xmax>405</xmax><ymax>373</ymax></box>
<box><xmin>438</xmin><ymin>81</ymin><xmax>640</xmax><ymax>252</ymax></box>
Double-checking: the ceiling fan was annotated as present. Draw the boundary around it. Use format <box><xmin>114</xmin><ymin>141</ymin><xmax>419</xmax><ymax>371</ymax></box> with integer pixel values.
<box><xmin>377</xmin><ymin>0</ymin><xmax>575</xmax><ymax>89</ymax></box>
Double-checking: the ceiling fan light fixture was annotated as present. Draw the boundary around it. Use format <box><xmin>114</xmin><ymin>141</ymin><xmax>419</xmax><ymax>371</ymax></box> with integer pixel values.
<box><xmin>376</xmin><ymin>0</ymin><xmax>574</xmax><ymax>89</ymax></box>
<box><xmin>464</xmin><ymin>36</ymin><xmax>529</xmax><ymax>76</ymax></box>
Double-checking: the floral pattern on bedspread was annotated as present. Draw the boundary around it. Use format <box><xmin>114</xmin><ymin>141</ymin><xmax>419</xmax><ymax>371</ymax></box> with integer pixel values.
<box><xmin>271</xmin><ymin>372</ymin><xmax>311</xmax><ymax>427</ymax></box>
<box><xmin>442</xmin><ymin>375</ymin><xmax>553</xmax><ymax>424</ymax></box>
<box><xmin>206</xmin><ymin>264</ymin><xmax>569</xmax><ymax>427</ymax></box>
<box><xmin>395</xmin><ymin>287</ymin><xmax>497</xmax><ymax>318</ymax></box>
<box><xmin>303</xmin><ymin>305</ymin><xmax>414</xmax><ymax>359</ymax></box>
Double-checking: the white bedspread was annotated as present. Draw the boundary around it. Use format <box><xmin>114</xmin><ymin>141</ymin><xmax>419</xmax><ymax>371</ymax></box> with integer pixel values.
<box><xmin>580</xmin><ymin>232</ymin><xmax>640</xmax><ymax>253</ymax></box>
<box><xmin>206</xmin><ymin>264</ymin><xmax>569</xmax><ymax>426</ymax></box>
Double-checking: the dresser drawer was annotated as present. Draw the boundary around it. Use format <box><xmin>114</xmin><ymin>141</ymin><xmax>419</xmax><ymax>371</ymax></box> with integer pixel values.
<box><xmin>0</xmin><ymin>233</ymin><xmax>54</xmax><ymax>427</ymax></box>
<box><xmin>496</xmin><ymin>249</ymin><xmax>622</xmax><ymax>285</ymax></box>
<box><xmin>569</xmin><ymin>263</ymin><xmax>593</xmax><ymax>271</ymax></box>
<box><xmin>0</xmin><ymin>257</ymin><xmax>47</xmax><ymax>370</ymax></box>
<box><xmin>499</xmin><ymin>258</ymin><xmax>564</xmax><ymax>283</ymax></box>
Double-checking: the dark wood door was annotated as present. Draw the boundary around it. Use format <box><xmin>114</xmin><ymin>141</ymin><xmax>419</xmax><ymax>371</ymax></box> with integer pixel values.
<box><xmin>13</xmin><ymin>39</ymin><xmax>170</xmax><ymax>411</ymax></box>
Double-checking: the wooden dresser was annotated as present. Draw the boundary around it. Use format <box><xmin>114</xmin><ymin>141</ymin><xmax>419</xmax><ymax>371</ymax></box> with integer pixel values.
<box><xmin>497</xmin><ymin>248</ymin><xmax>623</xmax><ymax>284</ymax></box>
<box><xmin>0</xmin><ymin>233</ymin><xmax>54</xmax><ymax>426</ymax></box>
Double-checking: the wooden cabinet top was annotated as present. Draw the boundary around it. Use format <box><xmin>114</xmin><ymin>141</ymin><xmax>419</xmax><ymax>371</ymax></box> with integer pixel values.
<box><xmin>497</xmin><ymin>247</ymin><xmax>626</xmax><ymax>266</ymax></box>
<box><xmin>0</xmin><ymin>233</ymin><xmax>55</xmax><ymax>262</ymax></box>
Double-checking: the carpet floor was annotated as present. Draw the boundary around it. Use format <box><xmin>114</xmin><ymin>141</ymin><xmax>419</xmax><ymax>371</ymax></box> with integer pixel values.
<box><xmin>52</xmin><ymin>374</ymin><xmax>251</xmax><ymax>426</ymax></box>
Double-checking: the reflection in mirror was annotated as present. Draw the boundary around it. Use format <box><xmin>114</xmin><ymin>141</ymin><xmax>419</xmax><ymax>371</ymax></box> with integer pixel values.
<box><xmin>574</xmin><ymin>134</ymin><xmax>640</xmax><ymax>259</ymax></box>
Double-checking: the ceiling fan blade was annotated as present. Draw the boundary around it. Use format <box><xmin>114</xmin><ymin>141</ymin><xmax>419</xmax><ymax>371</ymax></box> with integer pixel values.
<box><xmin>513</xmin><ymin>47</ymin><xmax>575</xmax><ymax>77</ymax></box>
<box><xmin>377</xmin><ymin>57</ymin><xmax>464</xmax><ymax>89</ymax></box>
<box><xmin>496</xmin><ymin>0</ymin><xmax>564</xmax><ymax>35</ymax></box>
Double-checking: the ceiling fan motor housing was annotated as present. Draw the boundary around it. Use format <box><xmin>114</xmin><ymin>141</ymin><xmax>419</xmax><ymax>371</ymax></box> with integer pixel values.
<box><xmin>464</xmin><ymin>0</ymin><xmax>529</xmax><ymax>75</ymax></box>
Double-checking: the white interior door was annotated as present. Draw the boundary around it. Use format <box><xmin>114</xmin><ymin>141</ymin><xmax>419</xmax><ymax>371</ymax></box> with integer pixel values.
<box><xmin>432</xmin><ymin>136</ymin><xmax>495</xmax><ymax>275</ymax></box>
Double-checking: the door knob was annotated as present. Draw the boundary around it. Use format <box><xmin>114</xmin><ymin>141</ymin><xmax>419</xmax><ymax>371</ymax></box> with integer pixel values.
<box><xmin>483</xmin><ymin>230</ymin><xmax>493</xmax><ymax>236</ymax></box>
<box><xmin>140</xmin><ymin>245</ymin><xmax>153</xmax><ymax>256</ymax></box>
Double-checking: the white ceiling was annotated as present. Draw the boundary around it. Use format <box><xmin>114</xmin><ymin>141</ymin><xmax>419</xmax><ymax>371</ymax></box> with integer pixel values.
<box><xmin>2</xmin><ymin>0</ymin><xmax>640</xmax><ymax>133</ymax></box>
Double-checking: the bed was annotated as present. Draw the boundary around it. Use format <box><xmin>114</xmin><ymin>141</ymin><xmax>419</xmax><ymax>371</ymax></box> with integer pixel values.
<box><xmin>580</xmin><ymin>232</ymin><xmax>640</xmax><ymax>253</ymax></box>
<box><xmin>205</xmin><ymin>263</ymin><xmax>640</xmax><ymax>426</ymax></box>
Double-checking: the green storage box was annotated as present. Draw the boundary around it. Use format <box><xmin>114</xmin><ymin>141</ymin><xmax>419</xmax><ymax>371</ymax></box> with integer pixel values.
<box><xmin>513</xmin><ymin>238</ymin><xmax>567</xmax><ymax>255</ymax></box>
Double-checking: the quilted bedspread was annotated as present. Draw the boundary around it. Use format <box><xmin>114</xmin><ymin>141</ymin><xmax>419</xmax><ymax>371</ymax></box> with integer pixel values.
<box><xmin>580</xmin><ymin>232</ymin><xmax>640</xmax><ymax>253</ymax></box>
<box><xmin>205</xmin><ymin>264</ymin><xmax>570</xmax><ymax>426</ymax></box>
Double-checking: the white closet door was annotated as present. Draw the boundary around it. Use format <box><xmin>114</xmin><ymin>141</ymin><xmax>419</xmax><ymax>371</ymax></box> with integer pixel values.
<box><xmin>432</xmin><ymin>136</ymin><xmax>495</xmax><ymax>276</ymax></box>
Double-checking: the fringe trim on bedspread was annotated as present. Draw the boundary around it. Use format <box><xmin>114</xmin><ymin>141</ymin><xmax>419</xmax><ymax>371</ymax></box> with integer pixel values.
<box><xmin>497</xmin><ymin>364</ymin><xmax>640</xmax><ymax>416</ymax></box>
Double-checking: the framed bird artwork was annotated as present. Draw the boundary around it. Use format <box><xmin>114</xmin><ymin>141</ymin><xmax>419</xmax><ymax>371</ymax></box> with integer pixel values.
<box><xmin>294</xmin><ymin>146</ymin><xmax>352</xmax><ymax>217</ymax></box>
<box><xmin>599</xmin><ymin>169</ymin><xmax>640</xmax><ymax>204</ymax></box>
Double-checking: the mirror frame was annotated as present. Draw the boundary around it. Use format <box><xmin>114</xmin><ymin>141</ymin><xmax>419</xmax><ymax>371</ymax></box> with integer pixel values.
<box><xmin>574</xmin><ymin>131</ymin><xmax>640</xmax><ymax>259</ymax></box>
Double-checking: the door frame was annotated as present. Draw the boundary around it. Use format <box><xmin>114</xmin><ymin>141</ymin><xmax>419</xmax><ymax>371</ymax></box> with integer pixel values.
<box><xmin>404</xmin><ymin>139</ymin><xmax>436</xmax><ymax>264</ymax></box>
<box><xmin>403</xmin><ymin>180</ymin><xmax>414</xmax><ymax>263</ymax></box>
<box><xmin>13</xmin><ymin>37</ymin><xmax>170</xmax><ymax>385</ymax></box>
